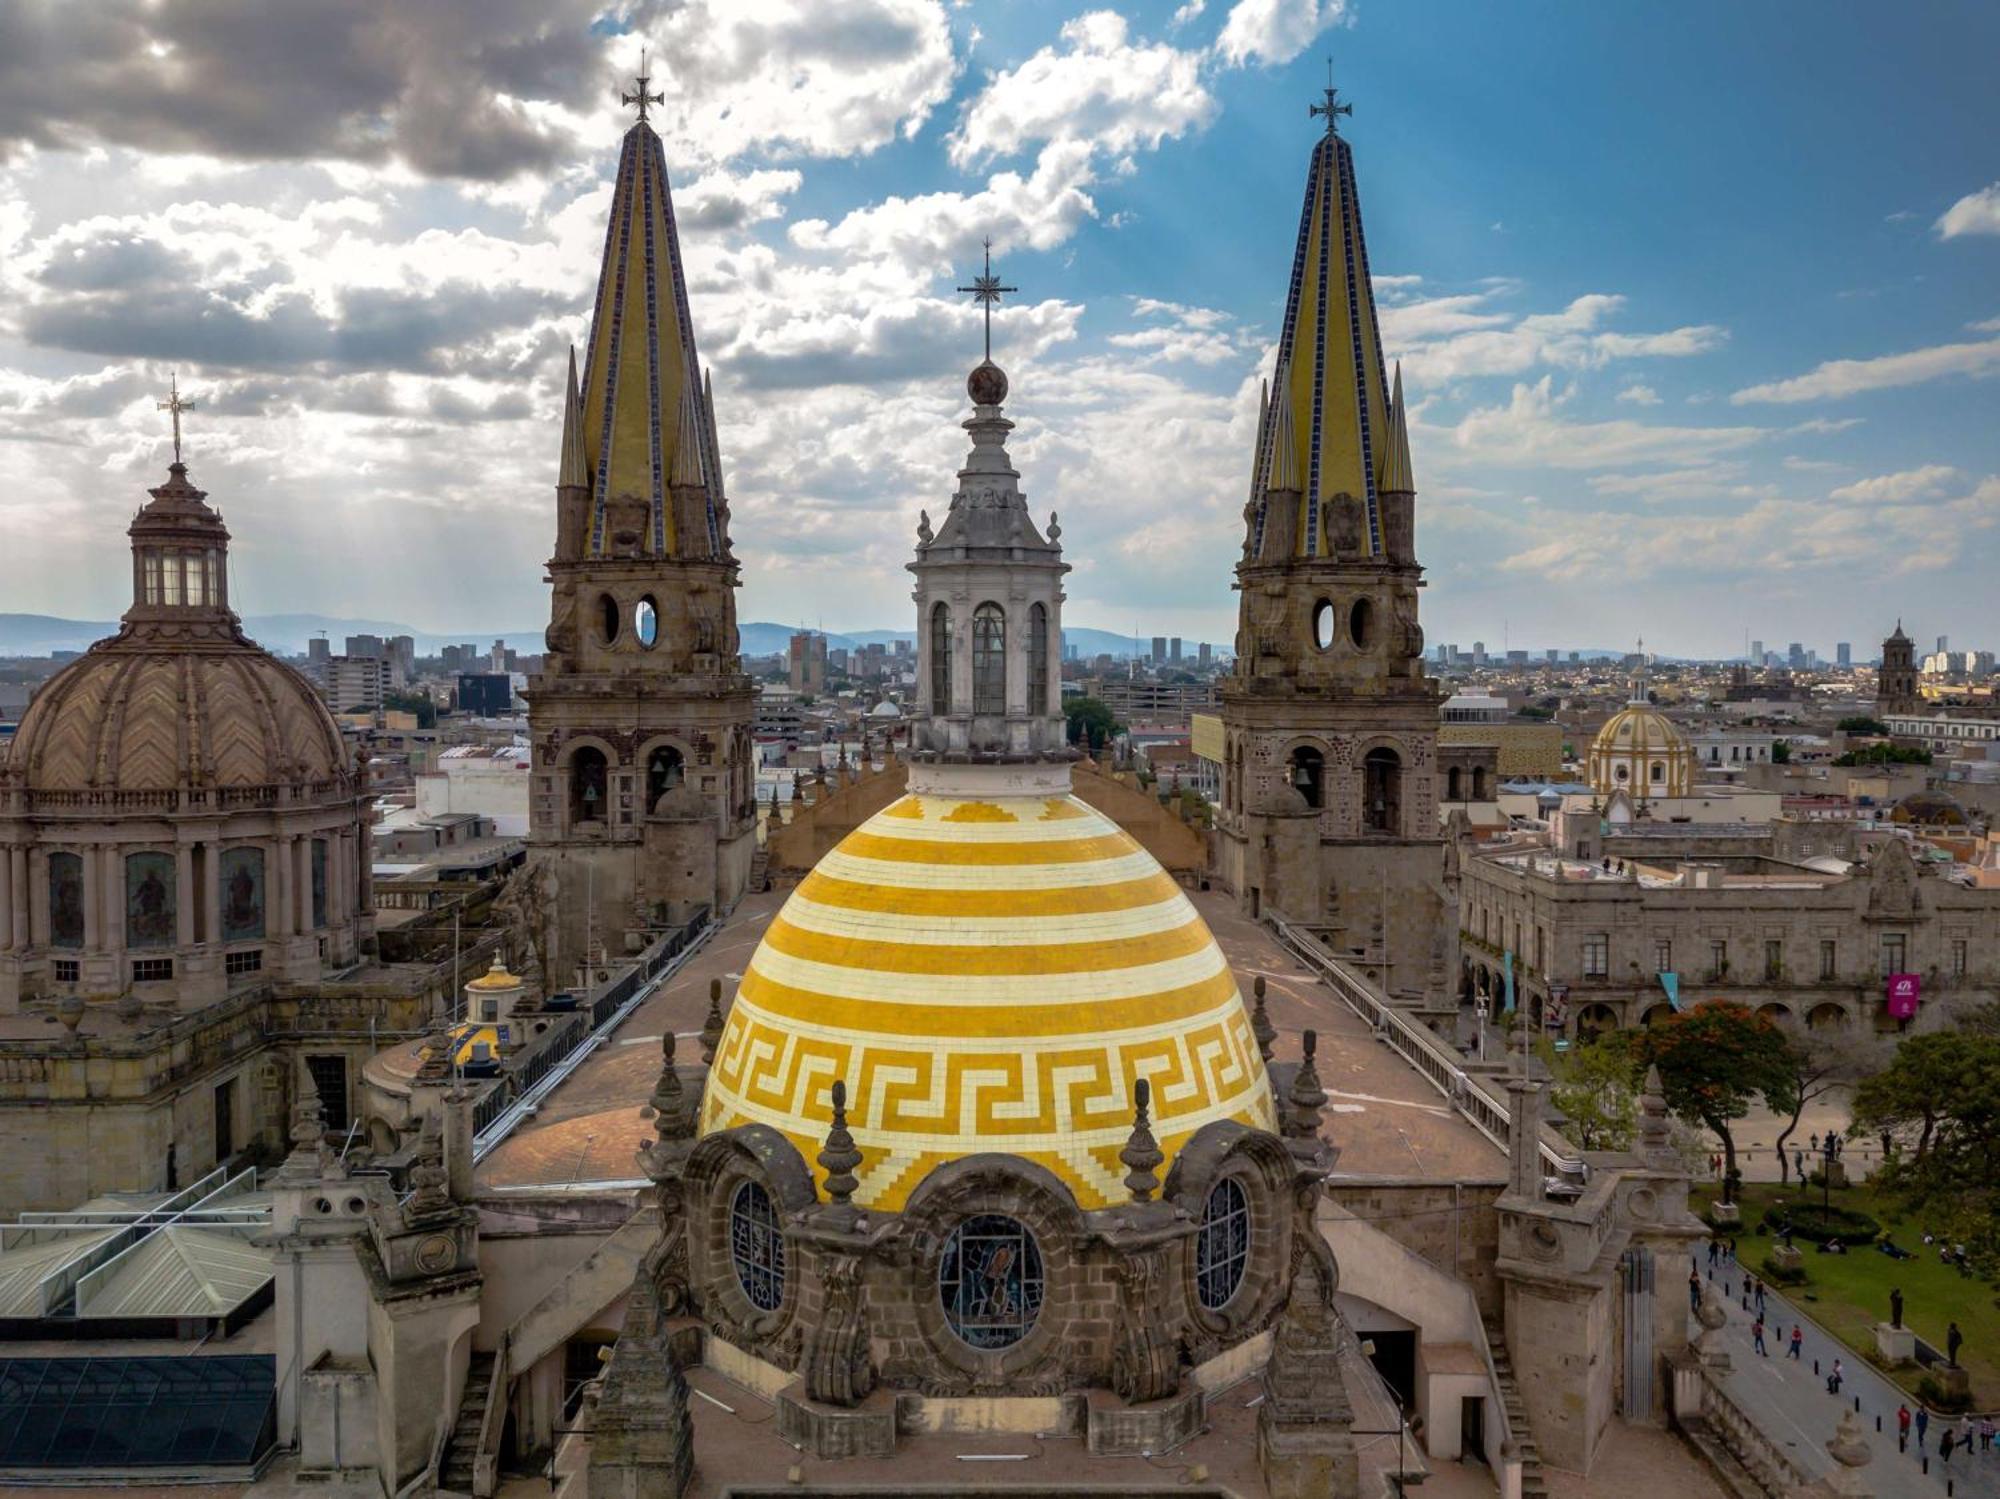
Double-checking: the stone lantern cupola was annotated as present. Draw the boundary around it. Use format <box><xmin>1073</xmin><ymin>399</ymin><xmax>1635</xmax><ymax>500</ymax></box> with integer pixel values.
<box><xmin>907</xmin><ymin>251</ymin><xmax>1071</xmax><ymax>789</ymax></box>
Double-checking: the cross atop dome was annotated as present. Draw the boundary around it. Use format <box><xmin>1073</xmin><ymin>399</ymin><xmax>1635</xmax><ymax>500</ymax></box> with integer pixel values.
<box><xmin>1309</xmin><ymin>59</ymin><xmax>1352</xmax><ymax>139</ymax></box>
<box><xmin>621</xmin><ymin>48</ymin><xmax>665</xmax><ymax>123</ymax></box>
<box><xmin>957</xmin><ymin>237</ymin><xmax>1017</xmax><ymax>363</ymax></box>
<box><xmin>157</xmin><ymin>373</ymin><xmax>195</xmax><ymax>466</ymax></box>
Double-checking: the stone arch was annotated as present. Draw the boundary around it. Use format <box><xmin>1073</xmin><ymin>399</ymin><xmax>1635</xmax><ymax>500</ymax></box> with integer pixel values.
<box><xmin>1756</xmin><ymin>1001</ymin><xmax>1791</xmax><ymax>1023</ymax></box>
<box><xmin>637</xmin><ymin>733</ymin><xmax>691</xmax><ymax>810</ymax></box>
<box><xmin>1166</xmin><ymin>1122</ymin><xmax>1295</xmax><ymax>1343</ymax></box>
<box><xmin>1362</xmin><ymin>745</ymin><xmax>1403</xmax><ymax>835</ymax></box>
<box><xmin>566</xmin><ymin>742</ymin><xmax>612</xmax><ymax>827</ymax></box>
<box><xmin>1641</xmin><ymin>1002</ymin><xmax>1674</xmax><ymax>1027</ymax></box>
<box><xmin>1577</xmin><ymin>1002</ymin><xmax>1620</xmax><ymax>1040</ymax></box>
<box><xmin>1807</xmin><ymin>1001</ymin><xmax>1848</xmax><ymax>1031</ymax></box>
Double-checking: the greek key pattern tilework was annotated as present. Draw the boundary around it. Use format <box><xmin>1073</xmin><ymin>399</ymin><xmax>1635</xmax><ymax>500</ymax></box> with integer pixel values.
<box><xmin>698</xmin><ymin>793</ymin><xmax>1276</xmax><ymax>1210</ymax></box>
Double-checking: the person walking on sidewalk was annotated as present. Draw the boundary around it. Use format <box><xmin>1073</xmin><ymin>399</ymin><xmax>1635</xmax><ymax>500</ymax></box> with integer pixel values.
<box><xmin>1751</xmin><ymin>1276</ymin><xmax>1765</xmax><ymax>1317</ymax></box>
<box><xmin>1898</xmin><ymin>1404</ymin><xmax>1912</xmax><ymax>1452</ymax></box>
<box><xmin>1959</xmin><ymin>1415</ymin><xmax>1976</xmax><ymax>1456</ymax></box>
<box><xmin>1827</xmin><ymin>1358</ymin><xmax>1844</xmax><ymax>1394</ymax></box>
<box><xmin>1690</xmin><ymin>1266</ymin><xmax>1703</xmax><ymax>1312</ymax></box>
<box><xmin>1941</xmin><ymin>1428</ymin><xmax>1956</xmax><ymax>1466</ymax></box>
<box><xmin>1752</xmin><ymin>1317</ymin><xmax>1767</xmax><ymax>1356</ymax></box>
<box><xmin>1916</xmin><ymin>1407</ymin><xmax>1930</xmax><ymax>1451</ymax></box>
<box><xmin>1978</xmin><ymin>1415</ymin><xmax>1993</xmax><ymax>1452</ymax></box>
<box><xmin>1788</xmin><ymin>1325</ymin><xmax>1804</xmax><ymax>1360</ymax></box>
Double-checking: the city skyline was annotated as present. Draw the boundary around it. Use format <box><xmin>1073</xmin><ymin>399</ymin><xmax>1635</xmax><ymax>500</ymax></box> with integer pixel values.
<box><xmin>0</xmin><ymin>3</ymin><xmax>1996</xmax><ymax>656</ymax></box>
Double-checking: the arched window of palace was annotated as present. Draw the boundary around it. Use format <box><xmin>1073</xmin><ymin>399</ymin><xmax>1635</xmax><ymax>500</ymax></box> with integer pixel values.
<box><xmin>310</xmin><ymin>840</ymin><xmax>328</xmax><ymax>929</ymax></box>
<box><xmin>1195</xmin><ymin>1177</ymin><xmax>1251</xmax><ymax>1310</ymax></box>
<box><xmin>219</xmin><ymin>847</ymin><xmax>266</xmax><ymax>942</ymax></box>
<box><xmin>124</xmin><ymin>851</ymin><xmax>176</xmax><ymax>949</ymax></box>
<box><xmin>1028</xmin><ymin>603</ymin><xmax>1049</xmax><ymax>715</ymax></box>
<box><xmin>1363</xmin><ymin>748</ymin><xmax>1402</xmax><ymax>834</ymax></box>
<box><xmin>729</xmin><ymin>1180</ymin><xmax>786</xmax><ymax>1311</ymax></box>
<box><xmin>570</xmin><ymin>747</ymin><xmax>609</xmax><ymax>826</ymax></box>
<box><xmin>930</xmin><ymin>602</ymin><xmax>953</xmax><ymax>713</ymax></box>
<box><xmin>972</xmin><ymin>603</ymin><xmax>1006</xmax><ymax>715</ymax></box>
<box><xmin>1289</xmin><ymin>745</ymin><xmax>1325</xmax><ymax>811</ymax></box>
<box><xmin>647</xmin><ymin>745</ymin><xmax>685</xmax><ymax>807</ymax></box>
<box><xmin>939</xmin><ymin>1213</ymin><xmax>1044</xmax><ymax>1350</ymax></box>
<box><xmin>47</xmin><ymin>852</ymin><xmax>84</xmax><ymax>950</ymax></box>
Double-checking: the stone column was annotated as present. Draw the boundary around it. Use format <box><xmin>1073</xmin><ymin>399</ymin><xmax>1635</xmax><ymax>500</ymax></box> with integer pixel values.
<box><xmin>101</xmin><ymin>847</ymin><xmax>125</xmax><ymax>969</ymax></box>
<box><xmin>204</xmin><ymin>840</ymin><xmax>223</xmax><ymax>945</ymax></box>
<box><xmin>0</xmin><ymin>842</ymin><xmax>12</xmax><ymax>952</ymax></box>
<box><xmin>296</xmin><ymin>836</ymin><xmax>314</xmax><ymax>932</ymax></box>
<box><xmin>8</xmin><ymin>846</ymin><xmax>28</xmax><ymax>953</ymax></box>
<box><xmin>271</xmin><ymin>835</ymin><xmax>293</xmax><ymax>938</ymax></box>
<box><xmin>28</xmin><ymin>849</ymin><xmax>49</xmax><ymax>948</ymax></box>
<box><xmin>82</xmin><ymin>846</ymin><xmax>102</xmax><ymax>951</ymax></box>
<box><xmin>175</xmin><ymin>842</ymin><xmax>197</xmax><ymax>948</ymax></box>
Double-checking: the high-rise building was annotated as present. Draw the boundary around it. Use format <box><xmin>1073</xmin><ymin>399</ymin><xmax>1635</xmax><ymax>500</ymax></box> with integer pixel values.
<box><xmin>1471</xmin><ymin>641</ymin><xmax>1487</xmax><ymax>666</ymax></box>
<box><xmin>527</xmin><ymin>100</ymin><xmax>756</xmax><ymax>964</ymax></box>
<box><xmin>1937</xmin><ymin>635</ymin><xmax>1949</xmax><ymax>655</ymax></box>
<box><xmin>1836</xmin><ymin>642</ymin><xmax>1851</xmax><ymax>668</ymax></box>
<box><xmin>1198</xmin><ymin>641</ymin><xmax>1212</xmax><ymax>666</ymax></box>
<box><xmin>1545</xmin><ymin>649</ymin><xmax>1559</xmax><ymax>664</ymax></box>
<box><xmin>1151</xmin><ymin>635</ymin><xmax>1167</xmax><ymax>664</ymax></box>
<box><xmin>788</xmin><ymin>631</ymin><xmax>827</xmax><ymax>693</ymax></box>
<box><xmin>1215</xmin><ymin>106</ymin><xmax>1445</xmax><ymax>1004</ymax></box>
<box><xmin>1169</xmin><ymin>637</ymin><xmax>1182</xmax><ymax>663</ymax></box>
<box><xmin>1750</xmin><ymin>639</ymin><xmax>1763</xmax><ymax>665</ymax></box>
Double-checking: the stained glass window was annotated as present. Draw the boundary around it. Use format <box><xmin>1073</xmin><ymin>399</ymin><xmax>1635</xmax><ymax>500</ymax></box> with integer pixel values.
<box><xmin>219</xmin><ymin>848</ymin><xmax>264</xmax><ymax>942</ymax></box>
<box><xmin>47</xmin><ymin>852</ymin><xmax>83</xmax><ymax>950</ymax></box>
<box><xmin>729</xmin><ymin>1180</ymin><xmax>786</xmax><ymax>1311</ymax></box>
<box><xmin>1195</xmin><ymin>1177</ymin><xmax>1251</xmax><ymax>1310</ymax></box>
<box><xmin>939</xmin><ymin>1214</ymin><xmax>1044</xmax><ymax>1350</ymax></box>
<box><xmin>124</xmin><ymin>852</ymin><xmax>176</xmax><ymax>950</ymax></box>
<box><xmin>972</xmin><ymin>604</ymin><xmax>1006</xmax><ymax>715</ymax></box>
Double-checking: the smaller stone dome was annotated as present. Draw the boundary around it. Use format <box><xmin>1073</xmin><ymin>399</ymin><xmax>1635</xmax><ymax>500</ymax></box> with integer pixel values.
<box><xmin>1585</xmin><ymin>655</ymin><xmax>1696</xmax><ymax>802</ymax></box>
<box><xmin>466</xmin><ymin>954</ymin><xmax>524</xmax><ymax>991</ymax></box>
<box><xmin>3</xmin><ymin>461</ymin><xmax>347</xmax><ymax>797</ymax></box>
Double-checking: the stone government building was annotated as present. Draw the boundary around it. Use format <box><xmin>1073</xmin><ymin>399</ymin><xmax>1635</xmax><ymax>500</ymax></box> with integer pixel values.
<box><xmin>1457</xmin><ymin>668</ymin><xmax>2000</xmax><ymax>1034</ymax></box>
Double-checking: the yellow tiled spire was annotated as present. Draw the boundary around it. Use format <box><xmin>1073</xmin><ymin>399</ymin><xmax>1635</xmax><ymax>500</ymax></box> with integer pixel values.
<box><xmin>576</xmin><ymin>103</ymin><xmax>723</xmax><ymax>558</ymax></box>
<box><xmin>1248</xmin><ymin>95</ymin><xmax>1396</xmax><ymax>560</ymax></box>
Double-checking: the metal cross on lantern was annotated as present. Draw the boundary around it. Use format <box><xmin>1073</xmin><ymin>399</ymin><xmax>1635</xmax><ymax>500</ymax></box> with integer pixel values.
<box><xmin>957</xmin><ymin>237</ymin><xmax>1017</xmax><ymax>362</ymax></box>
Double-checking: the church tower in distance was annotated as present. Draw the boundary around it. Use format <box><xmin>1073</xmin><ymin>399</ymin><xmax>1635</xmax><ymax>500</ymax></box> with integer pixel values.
<box><xmin>1215</xmin><ymin>84</ymin><xmax>1450</xmax><ymax>1010</ymax></box>
<box><xmin>528</xmin><ymin>66</ymin><xmax>755</xmax><ymax>974</ymax></box>
<box><xmin>1876</xmin><ymin>621</ymin><xmax>1918</xmax><ymax>718</ymax></box>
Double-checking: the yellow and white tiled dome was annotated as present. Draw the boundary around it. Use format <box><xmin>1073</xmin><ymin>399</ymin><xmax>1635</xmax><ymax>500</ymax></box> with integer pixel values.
<box><xmin>700</xmin><ymin>792</ymin><xmax>1276</xmax><ymax>1210</ymax></box>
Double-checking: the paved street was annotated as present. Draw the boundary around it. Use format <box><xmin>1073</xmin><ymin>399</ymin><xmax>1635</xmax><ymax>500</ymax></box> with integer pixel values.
<box><xmin>1694</xmin><ymin>1257</ymin><xmax>1999</xmax><ymax>1498</ymax></box>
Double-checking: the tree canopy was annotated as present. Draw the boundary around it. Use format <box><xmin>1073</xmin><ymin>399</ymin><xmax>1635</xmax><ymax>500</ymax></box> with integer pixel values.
<box><xmin>1854</xmin><ymin>1024</ymin><xmax>2000</xmax><ymax>1269</ymax></box>
<box><xmin>1537</xmin><ymin>1034</ymin><xmax>1638</xmax><ymax>1151</ymax></box>
<box><xmin>1833</xmin><ymin>742</ymin><xmax>1931</xmax><ymax>766</ymax></box>
<box><xmin>1065</xmin><ymin>696</ymin><xmax>1121</xmax><ymax>752</ymax></box>
<box><xmin>1630</xmin><ymin>1001</ymin><xmax>1796</xmax><ymax>1189</ymax></box>
<box><xmin>1837</xmin><ymin>715</ymin><xmax>1890</xmax><ymax>735</ymax></box>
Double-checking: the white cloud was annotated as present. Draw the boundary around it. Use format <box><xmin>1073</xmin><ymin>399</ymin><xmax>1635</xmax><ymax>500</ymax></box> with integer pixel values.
<box><xmin>1617</xmin><ymin>383</ymin><xmax>1661</xmax><ymax>406</ymax></box>
<box><xmin>1384</xmin><ymin>290</ymin><xmax>1726</xmax><ymax>384</ymax></box>
<box><xmin>1731</xmin><ymin>338</ymin><xmax>2000</xmax><ymax>404</ymax></box>
<box><xmin>1431</xmin><ymin>376</ymin><xmax>1767</xmax><ymax>472</ymax></box>
<box><xmin>1213</xmin><ymin>0</ymin><xmax>1349</xmax><ymax>68</ymax></box>
<box><xmin>1826</xmin><ymin>465</ymin><xmax>1960</xmax><ymax>505</ymax></box>
<box><xmin>1936</xmin><ymin>183</ymin><xmax>2000</xmax><ymax>239</ymax></box>
<box><xmin>949</xmin><ymin>12</ymin><xmax>1214</xmax><ymax>168</ymax></box>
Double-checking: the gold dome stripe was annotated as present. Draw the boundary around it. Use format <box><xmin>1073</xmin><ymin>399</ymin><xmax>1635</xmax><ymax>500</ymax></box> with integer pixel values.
<box><xmin>811</xmin><ymin>846</ymin><xmax>1166</xmax><ymax>890</ymax></box>
<box><xmin>835</xmin><ymin>827</ymin><xmax>1137</xmax><ymax>867</ymax></box>
<box><xmin>776</xmin><ymin>890</ymin><xmax>1198</xmax><ymax>946</ymax></box>
<box><xmin>733</xmin><ymin>965</ymin><xmax>1243</xmax><ymax>1038</ymax></box>
<box><xmin>759</xmin><ymin>910</ymin><xmax>1215</xmax><ymax>977</ymax></box>
<box><xmin>742</xmin><ymin>939</ymin><xmax>1231</xmax><ymax>1007</ymax></box>
<box><xmin>794</xmin><ymin>868</ymin><xmax>1184</xmax><ymax>917</ymax></box>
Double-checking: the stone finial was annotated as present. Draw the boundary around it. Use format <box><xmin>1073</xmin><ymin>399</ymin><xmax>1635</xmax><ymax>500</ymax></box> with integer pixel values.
<box><xmin>1120</xmin><ymin>1078</ymin><xmax>1164</xmax><ymax>1203</ymax></box>
<box><xmin>699</xmin><ymin>979</ymin><xmax>726</xmax><ymax>1066</ymax></box>
<box><xmin>1638</xmin><ymin>1063</ymin><xmax>1674</xmax><ymax>1158</ymax></box>
<box><xmin>407</xmin><ymin>1112</ymin><xmax>451</xmax><ymax>1218</ymax></box>
<box><xmin>818</xmin><ymin>1079</ymin><xmax>863</xmax><ymax>1207</ymax></box>
<box><xmin>291</xmin><ymin>1090</ymin><xmax>326</xmax><ymax>1153</ymax></box>
<box><xmin>649</xmin><ymin>1029</ymin><xmax>694</xmax><ymax>1142</ymax></box>
<box><xmin>1286</xmin><ymin>1028</ymin><xmax>1328</xmax><ymax>1140</ymax></box>
<box><xmin>917</xmin><ymin>508</ymin><xmax>933</xmax><ymax>545</ymax></box>
<box><xmin>1250</xmin><ymin>975</ymin><xmax>1277</xmax><ymax>1064</ymax></box>
<box><xmin>1047</xmin><ymin>510</ymin><xmax>1060</xmax><ymax>543</ymax></box>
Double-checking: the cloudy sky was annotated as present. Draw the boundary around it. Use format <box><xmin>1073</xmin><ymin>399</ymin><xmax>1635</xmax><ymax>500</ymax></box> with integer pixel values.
<box><xmin>2</xmin><ymin>1</ymin><xmax>1997</xmax><ymax>657</ymax></box>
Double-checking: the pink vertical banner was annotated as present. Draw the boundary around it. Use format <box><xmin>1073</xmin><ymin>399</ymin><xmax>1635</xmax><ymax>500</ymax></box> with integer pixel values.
<box><xmin>1886</xmin><ymin>973</ymin><xmax>1920</xmax><ymax>1020</ymax></box>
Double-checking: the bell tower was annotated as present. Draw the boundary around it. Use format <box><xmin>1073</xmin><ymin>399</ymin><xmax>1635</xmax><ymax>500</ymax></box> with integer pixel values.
<box><xmin>1876</xmin><ymin>622</ymin><xmax>1918</xmax><ymax>718</ymax></box>
<box><xmin>1215</xmin><ymin>84</ymin><xmax>1450</xmax><ymax>1009</ymax></box>
<box><xmin>527</xmin><ymin>63</ymin><xmax>755</xmax><ymax>971</ymax></box>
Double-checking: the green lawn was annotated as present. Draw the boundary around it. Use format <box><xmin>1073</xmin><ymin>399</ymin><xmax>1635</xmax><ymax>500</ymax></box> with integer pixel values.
<box><xmin>1693</xmin><ymin>1181</ymin><xmax>2000</xmax><ymax>1408</ymax></box>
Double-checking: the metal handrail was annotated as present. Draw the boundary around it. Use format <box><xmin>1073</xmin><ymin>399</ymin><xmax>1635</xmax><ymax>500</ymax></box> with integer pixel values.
<box><xmin>1267</xmin><ymin>913</ymin><xmax>1586</xmax><ymax>1182</ymax></box>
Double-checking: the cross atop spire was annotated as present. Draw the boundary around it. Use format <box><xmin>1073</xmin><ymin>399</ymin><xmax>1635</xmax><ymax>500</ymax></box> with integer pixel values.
<box><xmin>157</xmin><ymin>373</ymin><xmax>195</xmax><ymax>466</ymax></box>
<box><xmin>1309</xmin><ymin>58</ymin><xmax>1352</xmax><ymax>139</ymax></box>
<box><xmin>621</xmin><ymin>48</ymin><xmax>665</xmax><ymax>123</ymax></box>
<box><xmin>957</xmin><ymin>237</ymin><xmax>1017</xmax><ymax>362</ymax></box>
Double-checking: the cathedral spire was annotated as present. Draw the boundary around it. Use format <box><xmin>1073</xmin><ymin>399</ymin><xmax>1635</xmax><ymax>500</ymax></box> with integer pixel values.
<box><xmin>1246</xmin><ymin>81</ymin><xmax>1397</xmax><ymax>562</ymax></box>
<box><xmin>1378</xmin><ymin>361</ymin><xmax>1414</xmax><ymax>494</ymax></box>
<box><xmin>574</xmin><ymin>65</ymin><xmax>724</xmax><ymax>559</ymax></box>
